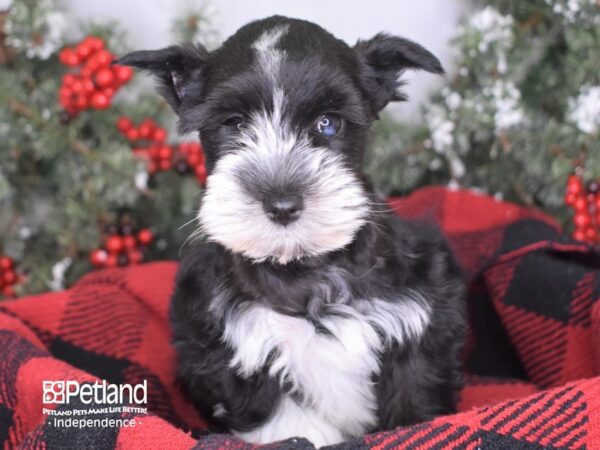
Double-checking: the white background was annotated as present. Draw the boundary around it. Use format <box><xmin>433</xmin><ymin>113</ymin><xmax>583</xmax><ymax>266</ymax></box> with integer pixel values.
<box><xmin>63</xmin><ymin>0</ymin><xmax>472</xmax><ymax>119</ymax></box>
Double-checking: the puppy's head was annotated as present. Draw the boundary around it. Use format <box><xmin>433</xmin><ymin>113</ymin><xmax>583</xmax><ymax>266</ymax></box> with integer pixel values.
<box><xmin>119</xmin><ymin>16</ymin><xmax>443</xmax><ymax>264</ymax></box>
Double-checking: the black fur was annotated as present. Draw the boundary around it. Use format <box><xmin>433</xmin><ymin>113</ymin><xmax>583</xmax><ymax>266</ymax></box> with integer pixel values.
<box><xmin>120</xmin><ymin>15</ymin><xmax>465</xmax><ymax>441</ymax></box>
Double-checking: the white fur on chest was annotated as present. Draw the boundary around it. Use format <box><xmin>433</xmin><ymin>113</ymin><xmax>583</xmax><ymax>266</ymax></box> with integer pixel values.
<box><xmin>221</xmin><ymin>295</ymin><xmax>431</xmax><ymax>447</ymax></box>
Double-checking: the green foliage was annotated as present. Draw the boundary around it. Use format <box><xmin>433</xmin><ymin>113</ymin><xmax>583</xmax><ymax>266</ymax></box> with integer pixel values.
<box><xmin>365</xmin><ymin>0</ymin><xmax>600</xmax><ymax>223</ymax></box>
<box><xmin>0</xmin><ymin>0</ymin><xmax>206</xmax><ymax>295</ymax></box>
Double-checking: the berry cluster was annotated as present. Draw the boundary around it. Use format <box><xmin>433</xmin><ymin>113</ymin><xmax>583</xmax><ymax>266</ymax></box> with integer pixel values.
<box><xmin>175</xmin><ymin>141</ymin><xmax>207</xmax><ymax>184</ymax></box>
<box><xmin>0</xmin><ymin>256</ymin><xmax>20</xmax><ymax>297</ymax></box>
<box><xmin>89</xmin><ymin>227</ymin><xmax>154</xmax><ymax>269</ymax></box>
<box><xmin>117</xmin><ymin>116</ymin><xmax>207</xmax><ymax>184</ymax></box>
<box><xmin>565</xmin><ymin>174</ymin><xmax>600</xmax><ymax>244</ymax></box>
<box><xmin>58</xmin><ymin>36</ymin><xmax>133</xmax><ymax>117</ymax></box>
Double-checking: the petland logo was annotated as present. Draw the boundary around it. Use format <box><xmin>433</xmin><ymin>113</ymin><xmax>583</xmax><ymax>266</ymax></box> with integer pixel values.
<box><xmin>43</xmin><ymin>380</ymin><xmax>147</xmax><ymax>405</ymax></box>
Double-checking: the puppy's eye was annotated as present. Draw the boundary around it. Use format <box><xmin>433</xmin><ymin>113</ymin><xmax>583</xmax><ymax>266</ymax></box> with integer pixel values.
<box><xmin>315</xmin><ymin>114</ymin><xmax>341</xmax><ymax>137</ymax></box>
<box><xmin>222</xmin><ymin>116</ymin><xmax>246</xmax><ymax>131</ymax></box>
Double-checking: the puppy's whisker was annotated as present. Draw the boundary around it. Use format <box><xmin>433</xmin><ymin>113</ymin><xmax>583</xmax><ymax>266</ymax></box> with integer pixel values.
<box><xmin>178</xmin><ymin>216</ymin><xmax>200</xmax><ymax>231</ymax></box>
<box><xmin>179</xmin><ymin>227</ymin><xmax>205</xmax><ymax>256</ymax></box>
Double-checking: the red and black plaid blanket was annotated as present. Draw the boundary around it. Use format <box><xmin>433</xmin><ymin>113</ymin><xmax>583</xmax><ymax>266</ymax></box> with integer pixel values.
<box><xmin>1</xmin><ymin>186</ymin><xmax>600</xmax><ymax>450</ymax></box>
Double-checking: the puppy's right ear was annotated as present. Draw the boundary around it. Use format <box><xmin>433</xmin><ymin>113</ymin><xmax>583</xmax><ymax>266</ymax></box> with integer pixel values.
<box><xmin>116</xmin><ymin>44</ymin><xmax>209</xmax><ymax>112</ymax></box>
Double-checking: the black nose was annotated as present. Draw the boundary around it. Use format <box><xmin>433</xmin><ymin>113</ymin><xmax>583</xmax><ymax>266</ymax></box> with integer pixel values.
<box><xmin>263</xmin><ymin>195</ymin><xmax>304</xmax><ymax>225</ymax></box>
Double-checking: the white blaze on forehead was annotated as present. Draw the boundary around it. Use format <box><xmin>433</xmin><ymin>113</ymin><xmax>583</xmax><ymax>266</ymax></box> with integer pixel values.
<box><xmin>197</xmin><ymin>24</ymin><xmax>370</xmax><ymax>263</ymax></box>
<box><xmin>252</xmin><ymin>25</ymin><xmax>289</xmax><ymax>83</ymax></box>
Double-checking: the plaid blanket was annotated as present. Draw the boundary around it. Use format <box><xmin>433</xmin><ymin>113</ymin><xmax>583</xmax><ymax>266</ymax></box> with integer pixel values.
<box><xmin>1</xmin><ymin>186</ymin><xmax>599</xmax><ymax>450</ymax></box>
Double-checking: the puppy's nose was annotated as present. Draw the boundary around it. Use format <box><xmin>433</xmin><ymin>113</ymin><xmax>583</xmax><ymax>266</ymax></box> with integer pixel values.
<box><xmin>263</xmin><ymin>195</ymin><xmax>304</xmax><ymax>225</ymax></box>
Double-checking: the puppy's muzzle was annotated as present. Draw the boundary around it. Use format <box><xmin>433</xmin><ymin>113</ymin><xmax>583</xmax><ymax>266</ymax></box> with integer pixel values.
<box><xmin>262</xmin><ymin>194</ymin><xmax>304</xmax><ymax>225</ymax></box>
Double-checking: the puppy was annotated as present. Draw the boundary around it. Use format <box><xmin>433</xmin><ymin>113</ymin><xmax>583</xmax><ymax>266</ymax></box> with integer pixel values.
<box><xmin>119</xmin><ymin>15</ymin><xmax>465</xmax><ymax>448</ymax></box>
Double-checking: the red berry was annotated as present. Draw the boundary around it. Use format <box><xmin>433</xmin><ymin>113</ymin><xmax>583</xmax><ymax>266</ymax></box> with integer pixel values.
<box><xmin>195</xmin><ymin>164</ymin><xmax>207</xmax><ymax>184</ymax></box>
<box><xmin>574</xmin><ymin>212</ymin><xmax>592</xmax><ymax>228</ymax></box>
<box><xmin>114</xmin><ymin>65</ymin><xmax>133</xmax><ymax>84</ymax></box>
<box><xmin>585</xmin><ymin>227</ymin><xmax>597</xmax><ymax>241</ymax></box>
<box><xmin>138</xmin><ymin>121</ymin><xmax>155</xmax><ymax>139</ymax></box>
<box><xmin>148</xmin><ymin>146</ymin><xmax>159</xmax><ymax>159</ymax></box>
<box><xmin>139</xmin><ymin>125</ymin><xmax>152</xmax><ymax>139</ymax></box>
<box><xmin>126</xmin><ymin>128</ymin><xmax>140</xmax><ymax>141</ymax></box>
<box><xmin>574</xmin><ymin>197</ymin><xmax>588</xmax><ymax>212</ymax></box>
<box><xmin>75</xmin><ymin>95</ymin><xmax>89</xmax><ymax>109</ymax></box>
<box><xmin>147</xmin><ymin>160</ymin><xmax>158</xmax><ymax>174</ymax></box>
<box><xmin>1</xmin><ymin>285</ymin><xmax>15</xmax><ymax>297</ymax></box>
<box><xmin>137</xmin><ymin>229</ymin><xmax>154</xmax><ymax>245</ymax></box>
<box><xmin>59</xmin><ymin>48</ymin><xmax>80</xmax><ymax>67</ymax></box>
<box><xmin>93</xmin><ymin>50</ymin><xmax>114</xmax><ymax>66</ymax></box>
<box><xmin>0</xmin><ymin>256</ymin><xmax>14</xmax><ymax>270</ymax></box>
<box><xmin>158</xmin><ymin>146</ymin><xmax>173</xmax><ymax>160</ymax></box>
<box><xmin>85</xmin><ymin>57</ymin><xmax>101</xmax><ymax>74</ymax></box>
<box><xmin>152</xmin><ymin>128</ymin><xmax>167</xmax><ymax>143</ymax></box>
<box><xmin>105</xmin><ymin>235</ymin><xmax>125</xmax><ymax>254</ymax></box>
<box><xmin>123</xmin><ymin>235</ymin><xmax>137</xmax><ymax>250</ymax></box>
<box><xmin>89</xmin><ymin>249</ymin><xmax>108</xmax><ymax>267</ymax></box>
<box><xmin>84</xmin><ymin>36</ymin><xmax>105</xmax><ymax>52</ymax></box>
<box><xmin>117</xmin><ymin>117</ymin><xmax>133</xmax><ymax>132</ymax></box>
<box><xmin>3</xmin><ymin>270</ymin><xmax>17</xmax><ymax>285</ymax></box>
<box><xmin>159</xmin><ymin>159</ymin><xmax>172</xmax><ymax>171</ymax></box>
<box><xmin>91</xmin><ymin>92</ymin><xmax>111</xmax><ymax>109</ymax></box>
<box><xmin>189</xmin><ymin>142</ymin><xmax>202</xmax><ymax>154</ymax></box>
<box><xmin>82</xmin><ymin>78</ymin><xmax>95</xmax><ymax>94</ymax></box>
<box><xmin>178</xmin><ymin>142</ymin><xmax>190</xmax><ymax>154</ymax></box>
<box><xmin>62</xmin><ymin>73</ymin><xmax>77</xmax><ymax>86</ymax></box>
<box><xmin>595</xmin><ymin>196</ymin><xmax>600</xmax><ymax>210</ymax></box>
<box><xmin>76</xmin><ymin>43</ymin><xmax>93</xmax><ymax>61</ymax></box>
<box><xmin>59</xmin><ymin>86</ymin><xmax>73</xmax><ymax>100</ymax></box>
<box><xmin>105</xmin><ymin>254</ymin><xmax>118</xmax><ymax>268</ymax></box>
<box><xmin>128</xmin><ymin>250</ymin><xmax>144</xmax><ymax>264</ymax></box>
<box><xmin>81</xmin><ymin>67</ymin><xmax>93</xmax><ymax>78</ymax></box>
<box><xmin>573</xmin><ymin>229</ymin><xmax>586</xmax><ymax>241</ymax></box>
<box><xmin>71</xmin><ymin>80</ymin><xmax>83</xmax><ymax>94</ymax></box>
<box><xmin>567</xmin><ymin>175</ymin><xmax>584</xmax><ymax>195</ymax></box>
<box><xmin>140</xmin><ymin>118</ymin><xmax>156</xmax><ymax>129</ymax></box>
<box><xmin>95</xmin><ymin>67</ymin><xmax>115</xmax><ymax>87</ymax></box>
<box><xmin>102</xmin><ymin>87</ymin><xmax>115</xmax><ymax>98</ymax></box>
<box><xmin>187</xmin><ymin>153</ymin><xmax>202</xmax><ymax>167</ymax></box>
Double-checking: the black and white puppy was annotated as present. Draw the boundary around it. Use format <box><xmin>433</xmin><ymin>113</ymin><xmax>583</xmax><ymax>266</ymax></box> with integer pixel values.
<box><xmin>119</xmin><ymin>15</ymin><xmax>465</xmax><ymax>448</ymax></box>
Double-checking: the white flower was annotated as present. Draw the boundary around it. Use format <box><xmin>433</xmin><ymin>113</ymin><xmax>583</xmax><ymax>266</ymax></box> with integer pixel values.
<box><xmin>469</xmin><ymin>6</ymin><xmax>514</xmax><ymax>52</ymax></box>
<box><xmin>568</xmin><ymin>85</ymin><xmax>600</xmax><ymax>134</ymax></box>
<box><xmin>497</xmin><ymin>55</ymin><xmax>508</xmax><ymax>74</ymax></box>
<box><xmin>135</xmin><ymin>171</ymin><xmax>149</xmax><ymax>190</ymax></box>
<box><xmin>449</xmin><ymin>154</ymin><xmax>466</xmax><ymax>178</ymax></box>
<box><xmin>446</xmin><ymin>92</ymin><xmax>462</xmax><ymax>110</ymax></box>
<box><xmin>425</xmin><ymin>105</ymin><xmax>466</xmax><ymax>180</ymax></box>
<box><xmin>549</xmin><ymin>0</ymin><xmax>596</xmax><ymax>23</ymax></box>
<box><xmin>18</xmin><ymin>227</ymin><xmax>32</xmax><ymax>239</ymax></box>
<box><xmin>49</xmin><ymin>257</ymin><xmax>72</xmax><ymax>291</ymax></box>
<box><xmin>429</xmin><ymin>158</ymin><xmax>443</xmax><ymax>171</ymax></box>
<box><xmin>490</xmin><ymin>80</ymin><xmax>524</xmax><ymax>131</ymax></box>
<box><xmin>426</xmin><ymin>106</ymin><xmax>453</xmax><ymax>151</ymax></box>
<box><xmin>6</xmin><ymin>5</ymin><xmax>66</xmax><ymax>60</ymax></box>
<box><xmin>431</xmin><ymin>120</ymin><xmax>455</xmax><ymax>152</ymax></box>
<box><xmin>447</xmin><ymin>179</ymin><xmax>460</xmax><ymax>191</ymax></box>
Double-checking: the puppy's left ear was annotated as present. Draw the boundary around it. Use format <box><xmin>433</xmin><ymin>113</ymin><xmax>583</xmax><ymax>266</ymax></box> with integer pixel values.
<box><xmin>116</xmin><ymin>44</ymin><xmax>209</xmax><ymax>112</ymax></box>
<box><xmin>354</xmin><ymin>34</ymin><xmax>444</xmax><ymax>113</ymax></box>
